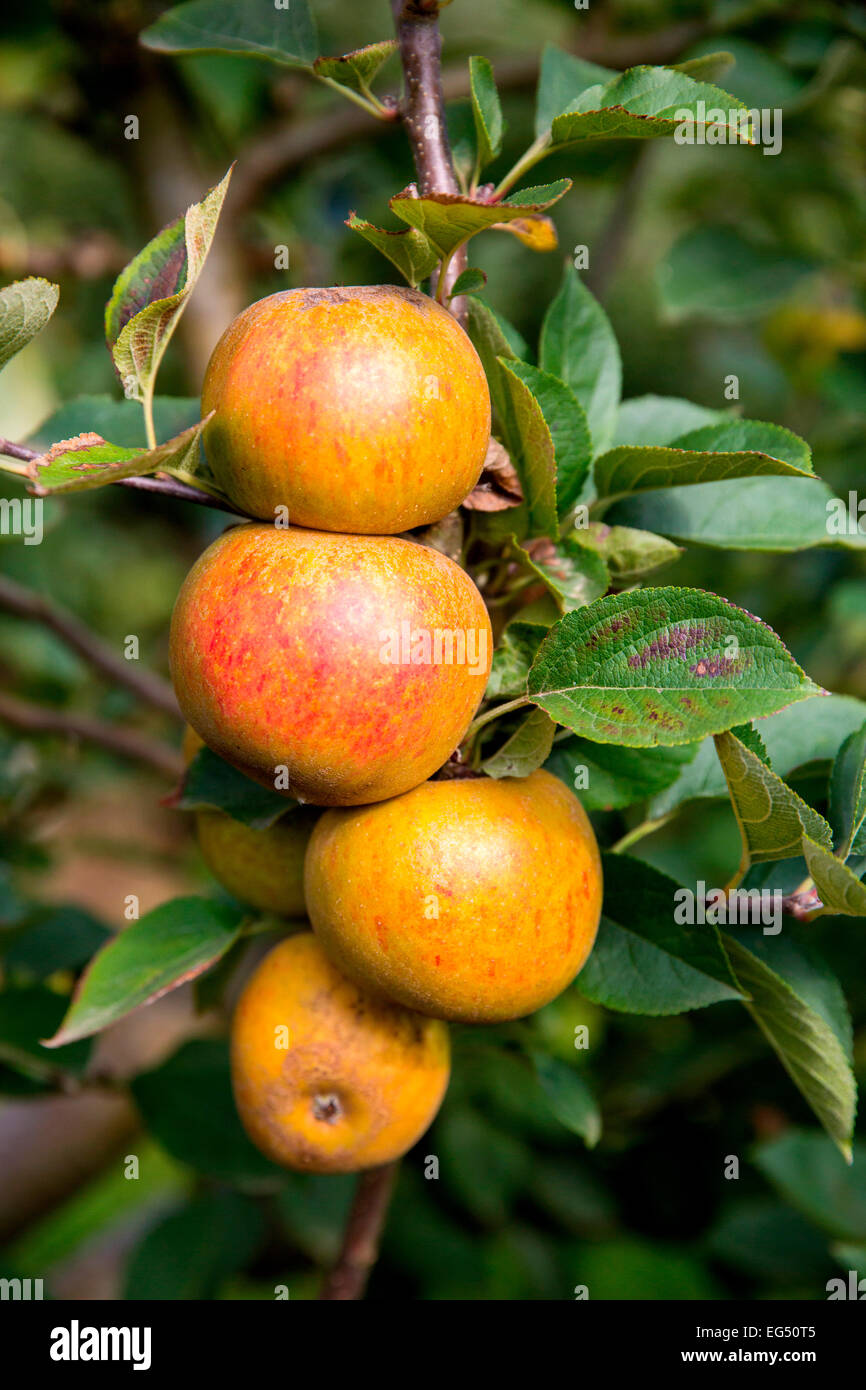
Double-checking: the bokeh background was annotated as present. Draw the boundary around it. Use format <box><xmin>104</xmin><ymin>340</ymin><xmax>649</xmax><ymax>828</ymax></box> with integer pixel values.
<box><xmin>1</xmin><ymin>0</ymin><xmax>865</xmax><ymax>1299</ymax></box>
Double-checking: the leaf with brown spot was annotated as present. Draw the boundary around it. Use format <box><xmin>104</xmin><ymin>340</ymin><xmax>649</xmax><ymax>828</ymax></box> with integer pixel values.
<box><xmin>27</xmin><ymin>419</ymin><xmax>209</xmax><ymax>495</ymax></box>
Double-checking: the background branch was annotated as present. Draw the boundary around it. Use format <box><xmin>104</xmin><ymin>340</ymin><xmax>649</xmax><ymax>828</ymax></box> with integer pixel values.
<box><xmin>0</xmin><ymin>693</ymin><xmax>183</xmax><ymax>779</ymax></box>
<box><xmin>319</xmin><ymin>1162</ymin><xmax>399</xmax><ymax>1300</ymax></box>
<box><xmin>0</xmin><ymin>574</ymin><xmax>180</xmax><ymax>719</ymax></box>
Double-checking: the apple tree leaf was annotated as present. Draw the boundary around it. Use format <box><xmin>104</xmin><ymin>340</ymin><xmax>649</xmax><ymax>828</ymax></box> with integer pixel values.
<box><xmin>26</xmin><ymin>419</ymin><xmax>207</xmax><ymax>495</ymax></box>
<box><xmin>44</xmin><ymin>898</ymin><xmax>244</xmax><ymax>1047</ymax></box>
<box><xmin>527</xmin><ymin>588</ymin><xmax>821</xmax><ymax>746</ymax></box>
<box><xmin>469</xmin><ymin>55</ymin><xmax>505</xmax><ymax>169</ymax></box>
<box><xmin>345</xmin><ymin>213</ymin><xmax>439</xmax><ymax>289</ymax></box>
<box><xmin>140</xmin><ymin>0</ymin><xmax>317</xmax><ymax>67</ymax></box>
<box><xmin>0</xmin><ymin>277</ymin><xmax>59</xmax><ymax>372</ymax></box>
<box><xmin>106</xmin><ymin>166</ymin><xmax>232</xmax><ymax>404</ymax></box>
<box><xmin>539</xmin><ymin>264</ymin><xmax>621</xmax><ymax>456</ymax></box>
<box><xmin>314</xmin><ymin>40</ymin><xmax>396</xmax><ymax>92</ymax></box>
<box><xmin>723</xmin><ymin>931</ymin><xmax>855</xmax><ymax>1159</ymax></box>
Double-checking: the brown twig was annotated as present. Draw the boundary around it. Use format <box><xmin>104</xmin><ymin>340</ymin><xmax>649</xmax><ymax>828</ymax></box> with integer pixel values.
<box><xmin>0</xmin><ymin>693</ymin><xmax>183</xmax><ymax>779</ymax></box>
<box><xmin>0</xmin><ymin>439</ymin><xmax>36</xmax><ymax>463</ymax></box>
<box><xmin>0</xmin><ymin>438</ymin><xmax>242</xmax><ymax>515</ymax></box>
<box><xmin>0</xmin><ymin>574</ymin><xmax>180</xmax><ymax>719</ymax></box>
<box><xmin>391</xmin><ymin>0</ymin><xmax>467</xmax><ymax>317</ymax></box>
<box><xmin>319</xmin><ymin>1162</ymin><xmax>399</xmax><ymax>1301</ymax></box>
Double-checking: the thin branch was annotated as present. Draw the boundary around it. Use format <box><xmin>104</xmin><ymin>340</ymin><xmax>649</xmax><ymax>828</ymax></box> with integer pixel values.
<box><xmin>0</xmin><ymin>574</ymin><xmax>180</xmax><ymax>719</ymax></box>
<box><xmin>0</xmin><ymin>440</ymin><xmax>37</xmax><ymax>462</ymax></box>
<box><xmin>0</xmin><ymin>439</ymin><xmax>242</xmax><ymax>515</ymax></box>
<box><xmin>0</xmin><ymin>693</ymin><xmax>183</xmax><ymax>779</ymax></box>
<box><xmin>114</xmin><ymin>474</ymin><xmax>243</xmax><ymax>513</ymax></box>
<box><xmin>319</xmin><ymin>1162</ymin><xmax>399</xmax><ymax>1301</ymax></box>
<box><xmin>391</xmin><ymin>0</ymin><xmax>467</xmax><ymax>316</ymax></box>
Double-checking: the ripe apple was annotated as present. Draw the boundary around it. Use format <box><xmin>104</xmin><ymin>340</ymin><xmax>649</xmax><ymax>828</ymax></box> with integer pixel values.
<box><xmin>169</xmin><ymin>523</ymin><xmax>492</xmax><ymax>806</ymax></box>
<box><xmin>201</xmin><ymin>285</ymin><xmax>490</xmax><ymax>533</ymax></box>
<box><xmin>305</xmin><ymin>769</ymin><xmax>603</xmax><ymax>1023</ymax></box>
<box><xmin>231</xmin><ymin>933</ymin><xmax>450</xmax><ymax>1173</ymax></box>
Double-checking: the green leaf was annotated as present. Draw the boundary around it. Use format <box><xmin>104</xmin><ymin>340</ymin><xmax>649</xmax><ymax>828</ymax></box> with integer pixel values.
<box><xmin>448</xmin><ymin>267</ymin><xmax>487</xmax><ymax>299</ymax></box>
<box><xmin>481</xmin><ymin>708</ymin><xmax>556</xmax><ymax>779</ymax></box>
<box><xmin>512</xmin><ymin>534</ymin><xmax>609</xmax><ymax>612</ymax></box>
<box><xmin>486</xmin><ymin>621</ymin><xmax>547</xmax><ymax>700</ymax></box>
<box><xmin>651</xmin><ymin>694</ymin><xmax>866</xmax><ymax>818</ymax></box>
<box><xmin>829</xmin><ymin>722</ymin><xmax>866</xmax><ymax>858</ymax></box>
<box><xmin>0</xmin><ymin>986</ymin><xmax>92</xmax><ymax>1081</ymax></box>
<box><xmin>575</xmin><ymin>523</ymin><xmax>683</xmax><ymax>581</ymax></box>
<box><xmin>44</xmin><ymin>898</ymin><xmax>243</xmax><ymax>1047</ymax></box>
<box><xmin>613</xmin><ymin>394</ymin><xmax>726</xmax><ymax>446</ymax></box>
<box><xmin>801</xmin><ymin>837</ymin><xmax>866</xmax><ymax>918</ymax></box>
<box><xmin>539</xmin><ymin>264</ymin><xmax>621</xmax><ymax>455</ymax></box>
<box><xmin>390</xmin><ymin>181</ymin><xmax>571</xmax><ymax>259</ymax></box>
<box><xmin>671</xmin><ymin>419</ymin><xmax>812</xmax><ymax>472</ymax></box>
<box><xmin>124</xmin><ymin>1191</ymin><xmax>265</xmax><ymax>1300</ymax></box>
<box><xmin>610</xmin><ymin>476</ymin><xmax>866</xmax><ymax>553</ymax></box>
<box><xmin>494</xmin><ymin>361</ymin><xmax>558</xmax><ymax>537</ymax></box>
<box><xmin>755</xmin><ymin>1130</ymin><xmax>866</xmax><ymax>1237</ymax></box>
<box><xmin>469</xmin><ymin>56</ymin><xmax>504</xmax><ymax>168</ymax></box>
<box><xmin>535</xmin><ymin>44</ymin><xmax>617</xmax><ymax>138</ymax></box>
<box><xmin>594</xmin><ymin>428</ymin><xmax>813</xmax><ymax>502</ymax></box>
<box><xmin>177</xmin><ymin>745</ymin><xmax>294</xmax><ymax>828</ymax></box>
<box><xmin>578</xmin><ymin>856</ymin><xmax>744</xmax><ymax>1014</ymax></box>
<box><xmin>140</xmin><ymin>0</ymin><xmax>317</xmax><ymax>67</ymax></box>
<box><xmin>106</xmin><ymin>165</ymin><xmax>232</xmax><ymax>404</ymax></box>
<box><xmin>729</xmin><ymin>720</ymin><xmax>771</xmax><ymax>766</ymax></box>
<box><xmin>724</xmin><ymin>934</ymin><xmax>855</xmax><ymax>1159</ymax></box>
<box><xmin>467</xmin><ymin>298</ymin><xmax>518</xmax><ymax>426</ymax></box>
<box><xmin>0</xmin><ymin>277</ymin><xmax>59</xmax><ymax>371</ymax></box>
<box><xmin>527</xmin><ymin>587</ymin><xmax>820</xmax><ymax>747</ymax></box>
<box><xmin>545</xmin><ymin>738</ymin><xmax>696</xmax><ymax>811</ymax></box>
<box><xmin>714</xmin><ymin>729</ymin><xmax>832</xmax><ymax>868</ymax></box>
<box><xmin>26</xmin><ymin>419</ymin><xmax>207</xmax><ymax>495</ymax></box>
<box><xmin>550</xmin><ymin>66</ymin><xmax>753</xmax><ymax>148</ymax></box>
<box><xmin>131</xmin><ymin>1039</ymin><xmax>283</xmax><ymax>1182</ymax></box>
<box><xmin>657</xmin><ymin>227</ymin><xmax>816</xmax><ymax>322</ymax></box>
<box><xmin>314</xmin><ymin>40</ymin><xmax>396</xmax><ymax>92</ymax></box>
<box><xmin>531</xmin><ymin>1051</ymin><xmax>601</xmax><ymax>1148</ymax></box>
<box><xmin>498</xmin><ymin>360</ymin><xmax>592</xmax><ymax>521</ymax></box>
<box><xmin>345</xmin><ymin>213</ymin><xmax>439</xmax><ymax>289</ymax></box>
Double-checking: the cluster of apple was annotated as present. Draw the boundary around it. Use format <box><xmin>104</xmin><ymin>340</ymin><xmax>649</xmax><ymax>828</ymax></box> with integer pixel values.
<box><xmin>170</xmin><ymin>284</ymin><xmax>603</xmax><ymax>1174</ymax></box>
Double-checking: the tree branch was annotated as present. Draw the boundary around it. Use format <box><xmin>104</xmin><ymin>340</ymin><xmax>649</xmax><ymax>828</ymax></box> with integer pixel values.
<box><xmin>391</xmin><ymin>0</ymin><xmax>467</xmax><ymax>316</ymax></box>
<box><xmin>0</xmin><ymin>574</ymin><xmax>180</xmax><ymax>719</ymax></box>
<box><xmin>0</xmin><ymin>693</ymin><xmax>183</xmax><ymax>779</ymax></box>
<box><xmin>319</xmin><ymin>1162</ymin><xmax>399</xmax><ymax>1301</ymax></box>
